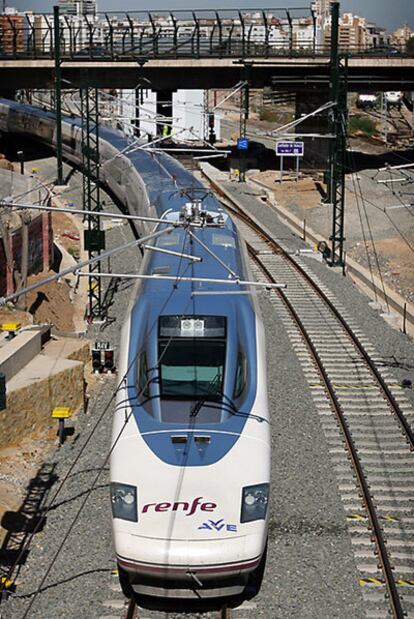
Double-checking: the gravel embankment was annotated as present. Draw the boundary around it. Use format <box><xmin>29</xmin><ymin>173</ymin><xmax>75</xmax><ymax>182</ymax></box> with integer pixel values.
<box><xmin>1</xmin><ymin>160</ymin><xmax>141</xmax><ymax>619</ymax></box>
<box><xmin>2</xmin><ymin>218</ymin><xmax>140</xmax><ymax>619</ymax></box>
<box><xmin>218</xmin><ymin>179</ymin><xmax>414</xmax><ymax>408</ymax></box>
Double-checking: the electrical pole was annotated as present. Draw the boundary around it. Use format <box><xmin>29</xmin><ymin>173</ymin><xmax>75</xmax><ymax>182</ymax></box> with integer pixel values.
<box><xmin>239</xmin><ymin>63</ymin><xmax>251</xmax><ymax>183</ymax></box>
<box><xmin>380</xmin><ymin>92</ymin><xmax>388</xmax><ymax>144</ymax></box>
<box><xmin>328</xmin><ymin>0</ymin><xmax>347</xmax><ymax>266</ymax></box>
<box><xmin>53</xmin><ymin>5</ymin><xmax>64</xmax><ymax>186</ymax></box>
<box><xmin>80</xmin><ymin>69</ymin><xmax>105</xmax><ymax>321</ymax></box>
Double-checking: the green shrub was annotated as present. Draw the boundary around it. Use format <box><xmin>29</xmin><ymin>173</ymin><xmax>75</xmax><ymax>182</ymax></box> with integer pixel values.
<box><xmin>348</xmin><ymin>115</ymin><xmax>377</xmax><ymax>137</ymax></box>
<box><xmin>67</xmin><ymin>245</ymin><xmax>80</xmax><ymax>260</ymax></box>
<box><xmin>258</xmin><ymin>106</ymin><xmax>295</xmax><ymax>124</ymax></box>
<box><xmin>259</xmin><ymin>107</ymin><xmax>280</xmax><ymax>122</ymax></box>
<box><xmin>406</xmin><ymin>37</ymin><xmax>414</xmax><ymax>55</ymax></box>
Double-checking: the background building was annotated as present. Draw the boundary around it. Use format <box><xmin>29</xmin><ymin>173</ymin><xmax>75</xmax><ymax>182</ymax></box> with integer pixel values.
<box><xmin>392</xmin><ymin>23</ymin><xmax>412</xmax><ymax>48</ymax></box>
<box><xmin>324</xmin><ymin>13</ymin><xmax>367</xmax><ymax>51</ymax></box>
<box><xmin>59</xmin><ymin>0</ymin><xmax>96</xmax><ymax>17</ymax></box>
<box><xmin>0</xmin><ymin>7</ymin><xmax>25</xmax><ymax>54</ymax></box>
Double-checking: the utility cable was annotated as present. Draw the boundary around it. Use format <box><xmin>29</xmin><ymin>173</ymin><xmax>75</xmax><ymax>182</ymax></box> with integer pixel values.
<box><xmin>19</xmin><ymin>227</ymin><xmax>195</xmax><ymax>615</ymax></box>
<box><xmin>348</xmin><ymin>168</ymin><xmax>379</xmax><ymax>304</ymax></box>
<box><xmin>344</xmin><ymin>118</ymin><xmax>390</xmax><ymax>312</ymax></box>
<box><xmin>5</xmin><ymin>226</ymin><xmax>193</xmax><ymax>613</ymax></box>
<box><xmin>382</xmin><ymin>166</ymin><xmax>414</xmax><ymax>218</ymax></box>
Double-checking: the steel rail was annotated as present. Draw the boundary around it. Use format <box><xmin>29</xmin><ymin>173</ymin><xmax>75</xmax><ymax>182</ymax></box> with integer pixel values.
<box><xmin>209</xmin><ymin>187</ymin><xmax>407</xmax><ymax>618</ymax></box>
<box><xmin>125</xmin><ymin>598</ymin><xmax>137</xmax><ymax>618</ymax></box>
<box><xmin>248</xmin><ymin>248</ymin><xmax>405</xmax><ymax>619</ymax></box>
<box><xmin>122</xmin><ymin>598</ymin><xmax>232</xmax><ymax>618</ymax></box>
<box><xmin>218</xmin><ymin>194</ymin><xmax>414</xmax><ymax>450</ymax></box>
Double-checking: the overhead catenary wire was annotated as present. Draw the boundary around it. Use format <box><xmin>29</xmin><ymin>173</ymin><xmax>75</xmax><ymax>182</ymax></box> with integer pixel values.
<box><xmin>0</xmin><ymin>226</ymin><xmax>175</xmax><ymax>306</ymax></box>
<box><xmin>344</xmin><ymin>167</ymin><xmax>414</xmax><ymax>257</ymax></box>
<box><xmin>7</xmin><ymin>87</ymin><xmax>222</xmax><ymax>206</ymax></box>
<box><xmin>0</xmin><ymin>199</ymin><xmax>181</xmax><ymax>227</ymax></box>
<box><xmin>347</xmin><ymin>170</ymin><xmax>379</xmax><ymax>304</ymax></box>
<box><xmin>18</xmin><ymin>208</ymin><xmax>267</xmax><ymax>614</ymax></box>
<box><xmin>382</xmin><ymin>166</ymin><xmax>414</xmax><ymax>218</ymax></box>
<box><xmin>343</xmin><ymin>116</ymin><xmax>390</xmax><ymax>312</ymax></box>
<box><xmin>9</xmin><ymin>226</ymin><xmax>195</xmax><ymax>614</ymax></box>
<box><xmin>270</xmin><ymin>100</ymin><xmax>336</xmax><ymax>136</ymax></box>
<box><xmin>5</xmin><ymin>190</ymin><xmax>271</xmax><ymax>611</ymax></box>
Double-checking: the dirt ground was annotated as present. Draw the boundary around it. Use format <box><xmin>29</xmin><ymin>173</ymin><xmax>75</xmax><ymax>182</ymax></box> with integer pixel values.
<box><xmin>250</xmin><ymin>169</ymin><xmax>414</xmax><ymax>304</ymax></box>
<box><xmin>1</xmin><ymin>272</ymin><xmax>75</xmax><ymax>332</ymax></box>
<box><xmin>252</xmin><ymin>172</ymin><xmax>323</xmax><ymax>209</ymax></box>
<box><xmin>52</xmin><ymin>210</ymin><xmax>81</xmax><ymax>258</ymax></box>
<box><xmin>351</xmin><ymin>238</ymin><xmax>414</xmax><ymax>303</ymax></box>
<box><xmin>24</xmin><ymin>272</ymin><xmax>75</xmax><ymax>332</ymax></box>
<box><xmin>0</xmin><ymin>209</ymin><xmax>85</xmax><ymax>546</ymax></box>
<box><xmin>0</xmin><ymin>209</ymin><xmax>83</xmax><ymax>331</ymax></box>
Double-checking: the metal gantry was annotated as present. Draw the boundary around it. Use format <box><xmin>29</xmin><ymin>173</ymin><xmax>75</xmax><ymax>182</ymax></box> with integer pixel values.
<box><xmin>80</xmin><ymin>72</ymin><xmax>104</xmax><ymax>321</ymax></box>
<box><xmin>53</xmin><ymin>5</ymin><xmax>64</xmax><ymax>186</ymax></box>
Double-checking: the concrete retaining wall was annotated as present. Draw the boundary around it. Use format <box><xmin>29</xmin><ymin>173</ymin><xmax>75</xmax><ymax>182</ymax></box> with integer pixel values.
<box><xmin>0</xmin><ymin>357</ymin><xmax>84</xmax><ymax>445</ymax></box>
<box><xmin>0</xmin><ymin>330</ymin><xmax>42</xmax><ymax>381</ymax></box>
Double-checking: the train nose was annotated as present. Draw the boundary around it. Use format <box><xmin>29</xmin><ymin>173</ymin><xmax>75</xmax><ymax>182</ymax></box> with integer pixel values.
<box><xmin>116</xmin><ymin>534</ymin><xmax>263</xmax><ymax>600</ymax></box>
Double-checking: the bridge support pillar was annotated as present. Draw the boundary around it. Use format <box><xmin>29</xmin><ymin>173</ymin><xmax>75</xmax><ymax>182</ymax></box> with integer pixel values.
<box><xmin>295</xmin><ymin>92</ymin><xmax>330</xmax><ymax>168</ymax></box>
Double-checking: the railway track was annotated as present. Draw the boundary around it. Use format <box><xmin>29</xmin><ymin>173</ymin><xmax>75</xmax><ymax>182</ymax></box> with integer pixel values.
<box><xmin>124</xmin><ymin>599</ymin><xmax>234</xmax><ymax>618</ymax></box>
<box><xmin>362</xmin><ymin>107</ymin><xmax>413</xmax><ymax>146</ymax></box>
<box><xmin>215</xmin><ymin>189</ymin><xmax>414</xmax><ymax>619</ymax></box>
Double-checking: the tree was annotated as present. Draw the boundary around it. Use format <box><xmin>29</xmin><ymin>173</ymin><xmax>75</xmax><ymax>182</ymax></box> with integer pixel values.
<box><xmin>406</xmin><ymin>37</ymin><xmax>414</xmax><ymax>56</ymax></box>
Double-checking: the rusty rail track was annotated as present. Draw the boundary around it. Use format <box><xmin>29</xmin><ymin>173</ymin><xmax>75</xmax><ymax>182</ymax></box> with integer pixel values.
<box><xmin>213</xmin><ymin>186</ymin><xmax>412</xmax><ymax>619</ymax></box>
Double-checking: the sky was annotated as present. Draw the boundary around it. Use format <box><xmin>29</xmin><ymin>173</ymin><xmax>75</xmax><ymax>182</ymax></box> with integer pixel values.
<box><xmin>9</xmin><ymin>0</ymin><xmax>414</xmax><ymax>32</ymax></box>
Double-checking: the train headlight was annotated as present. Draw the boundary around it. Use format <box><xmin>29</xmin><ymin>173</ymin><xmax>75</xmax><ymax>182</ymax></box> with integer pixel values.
<box><xmin>111</xmin><ymin>483</ymin><xmax>138</xmax><ymax>522</ymax></box>
<box><xmin>240</xmin><ymin>483</ymin><xmax>269</xmax><ymax>523</ymax></box>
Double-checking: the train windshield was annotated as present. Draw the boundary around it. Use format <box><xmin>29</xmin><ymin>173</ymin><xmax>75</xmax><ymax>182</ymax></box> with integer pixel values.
<box><xmin>159</xmin><ymin>339</ymin><xmax>225</xmax><ymax>399</ymax></box>
<box><xmin>158</xmin><ymin>315</ymin><xmax>226</xmax><ymax>401</ymax></box>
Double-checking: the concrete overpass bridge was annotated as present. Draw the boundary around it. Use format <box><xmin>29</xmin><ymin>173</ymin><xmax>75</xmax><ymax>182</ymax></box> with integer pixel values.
<box><xmin>1</xmin><ymin>57</ymin><xmax>414</xmax><ymax>92</ymax></box>
<box><xmin>1</xmin><ymin>7</ymin><xmax>412</xmax><ymax>169</ymax></box>
<box><xmin>1</xmin><ymin>8</ymin><xmax>413</xmax><ymax>91</ymax></box>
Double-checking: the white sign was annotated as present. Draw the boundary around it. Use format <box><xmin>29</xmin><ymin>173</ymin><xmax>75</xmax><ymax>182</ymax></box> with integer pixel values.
<box><xmin>276</xmin><ymin>141</ymin><xmax>304</xmax><ymax>157</ymax></box>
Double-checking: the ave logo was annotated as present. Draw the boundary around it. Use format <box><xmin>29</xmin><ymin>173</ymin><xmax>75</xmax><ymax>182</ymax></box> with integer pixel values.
<box><xmin>198</xmin><ymin>519</ymin><xmax>237</xmax><ymax>533</ymax></box>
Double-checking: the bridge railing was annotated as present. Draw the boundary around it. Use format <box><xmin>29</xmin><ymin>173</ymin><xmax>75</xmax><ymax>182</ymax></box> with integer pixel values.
<box><xmin>0</xmin><ymin>9</ymin><xmax>409</xmax><ymax>61</ymax></box>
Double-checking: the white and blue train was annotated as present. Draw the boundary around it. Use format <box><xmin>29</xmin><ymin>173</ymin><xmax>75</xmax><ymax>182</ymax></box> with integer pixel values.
<box><xmin>0</xmin><ymin>98</ymin><xmax>271</xmax><ymax>607</ymax></box>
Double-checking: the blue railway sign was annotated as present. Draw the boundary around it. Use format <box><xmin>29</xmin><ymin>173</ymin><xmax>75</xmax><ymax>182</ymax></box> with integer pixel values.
<box><xmin>237</xmin><ymin>138</ymin><xmax>249</xmax><ymax>150</ymax></box>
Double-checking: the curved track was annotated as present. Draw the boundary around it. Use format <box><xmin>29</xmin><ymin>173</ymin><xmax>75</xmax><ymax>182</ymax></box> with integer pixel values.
<box><xmin>362</xmin><ymin>107</ymin><xmax>413</xmax><ymax>147</ymax></box>
<box><xmin>216</xmin><ymin>189</ymin><xmax>414</xmax><ymax>619</ymax></box>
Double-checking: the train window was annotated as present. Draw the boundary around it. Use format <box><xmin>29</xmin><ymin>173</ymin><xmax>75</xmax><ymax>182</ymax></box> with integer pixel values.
<box><xmin>212</xmin><ymin>234</ymin><xmax>235</xmax><ymax>249</ymax></box>
<box><xmin>159</xmin><ymin>315</ymin><xmax>226</xmax><ymax>338</ymax></box>
<box><xmin>138</xmin><ymin>352</ymin><xmax>149</xmax><ymax>398</ymax></box>
<box><xmin>157</xmin><ymin>234</ymin><xmax>180</xmax><ymax>248</ymax></box>
<box><xmin>63</xmin><ymin>134</ymin><xmax>76</xmax><ymax>151</ymax></box>
<box><xmin>234</xmin><ymin>352</ymin><xmax>246</xmax><ymax>399</ymax></box>
<box><xmin>158</xmin><ymin>339</ymin><xmax>225</xmax><ymax>400</ymax></box>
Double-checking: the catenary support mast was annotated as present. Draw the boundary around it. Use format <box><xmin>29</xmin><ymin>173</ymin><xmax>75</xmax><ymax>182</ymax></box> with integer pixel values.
<box><xmin>80</xmin><ymin>70</ymin><xmax>104</xmax><ymax>321</ymax></box>
<box><xmin>328</xmin><ymin>1</ymin><xmax>347</xmax><ymax>266</ymax></box>
<box><xmin>53</xmin><ymin>5</ymin><xmax>64</xmax><ymax>186</ymax></box>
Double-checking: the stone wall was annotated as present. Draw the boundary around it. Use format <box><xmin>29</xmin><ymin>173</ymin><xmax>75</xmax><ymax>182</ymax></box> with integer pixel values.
<box><xmin>0</xmin><ymin>359</ymin><xmax>84</xmax><ymax>445</ymax></box>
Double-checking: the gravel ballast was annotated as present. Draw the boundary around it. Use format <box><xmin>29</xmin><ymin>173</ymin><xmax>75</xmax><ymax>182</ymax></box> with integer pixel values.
<box><xmin>6</xmin><ymin>159</ymin><xmax>414</xmax><ymax>618</ymax></box>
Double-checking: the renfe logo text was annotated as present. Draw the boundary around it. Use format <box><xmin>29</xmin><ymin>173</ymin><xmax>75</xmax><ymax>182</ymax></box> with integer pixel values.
<box><xmin>142</xmin><ymin>496</ymin><xmax>217</xmax><ymax>516</ymax></box>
